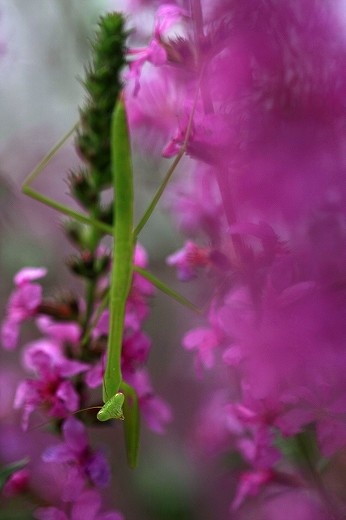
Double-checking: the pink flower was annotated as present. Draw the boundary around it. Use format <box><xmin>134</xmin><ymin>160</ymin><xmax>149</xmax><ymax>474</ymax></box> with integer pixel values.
<box><xmin>127</xmin><ymin>39</ymin><xmax>167</xmax><ymax>96</ymax></box>
<box><xmin>42</xmin><ymin>418</ymin><xmax>110</xmax><ymax>501</ymax></box>
<box><xmin>191</xmin><ymin>391</ymin><xmax>242</xmax><ymax>458</ymax></box>
<box><xmin>260</xmin><ymin>488</ymin><xmax>335</xmax><ymax>520</ymax></box>
<box><xmin>1</xmin><ymin>267</ymin><xmax>47</xmax><ymax>350</ymax></box>
<box><xmin>126</xmin><ymin>369</ymin><xmax>172</xmax><ymax>434</ymax></box>
<box><xmin>132</xmin><ymin>243</ymin><xmax>154</xmax><ymax>296</ymax></box>
<box><xmin>166</xmin><ymin>241</ymin><xmax>210</xmax><ymax>281</ymax></box>
<box><xmin>15</xmin><ymin>339</ymin><xmax>88</xmax><ymax>429</ymax></box>
<box><xmin>36</xmin><ymin>316</ymin><xmax>81</xmax><ymax>345</ymax></box>
<box><xmin>126</xmin><ymin>3</ymin><xmax>189</xmax><ymax>95</ymax></box>
<box><xmin>231</xmin><ymin>469</ymin><xmax>274</xmax><ymax>510</ymax></box>
<box><xmin>2</xmin><ymin>468</ymin><xmax>29</xmax><ymax>497</ymax></box>
<box><xmin>34</xmin><ymin>489</ymin><xmax>123</xmax><ymax>520</ymax></box>
<box><xmin>277</xmin><ymin>386</ymin><xmax>346</xmax><ymax>457</ymax></box>
<box><xmin>122</xmin><ymin>330</ymin><xmax>151</xmax><ymax>372</ymax></box>
<box><xmin>164</xmin><ymin>165</ymin><xmax>223</xmax><ymax>237</ymax></box>
<box><xmin>182</xmin><ymin>326</ymin><xmax>220</xmax><ymax>374</ymax></box>
<box><xmin>84</xmin><ymin>353</ymin><xmax>106</xmax><ymax>389</ymax></box>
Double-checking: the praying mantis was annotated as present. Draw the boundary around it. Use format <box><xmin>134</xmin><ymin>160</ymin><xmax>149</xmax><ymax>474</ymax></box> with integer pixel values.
<box><xmin>21</xmin><ymin>92</ymin><xmax>200</xmax><ymax>466</ymax></box>
<box><xmin>18</xmin><ymin>10</ymin><xmax>203</xmax><ymax>467</ymax></box>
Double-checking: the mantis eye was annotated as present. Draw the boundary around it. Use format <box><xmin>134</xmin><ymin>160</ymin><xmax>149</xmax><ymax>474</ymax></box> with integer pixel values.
<box><xmin>97</xmin><ymin>392</ymin><xmax>125</xmax><ymax>422</ymax></box>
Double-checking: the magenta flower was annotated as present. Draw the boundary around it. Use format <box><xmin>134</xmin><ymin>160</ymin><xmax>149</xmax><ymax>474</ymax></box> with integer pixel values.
<box><xmin>231</xmin><ymin>469</ymin><xmax>274</xmax><ymax>511</ymax></box>
<box><xmin>161</xmin><ymin>110</ymin><xmax>191</xmax><ymax>158</ymax></box>
<box><xmin>36</xmin><ymin>316</ymin><xmax>81</xmax><ymax>346</ymax></box>
<box><xmin>15</xmin><ymin>339</ymin><xmax>88</xmax><ymax>429</ymax></box>
<box><xmin>276</xmin><ymin>386</ymin><xmax>346</xmax><ymax>458</ymax></box>
<box><xmin>126</xmin><ymin>65</ymin><xmax>185</xmax><ymax>157</ymax></box>
<box><xmin>182</xmin><ymin>326</ymin><xmax>220</xmax><ymax>374</ymax></box>
<box><xmin>191</xmin><ymin>391</ymin><xmax>241</xmax><ymax>458</ymax></box>
<box><xmin>165</xmin><ymin>166</ymin><xmax>222</xmax><ymax>239</ymax></box>
<box><xmin>84</xmin><ymin>353</ymin><xmax>106</xmax><ymax>389</ymax></box>
<box><xmin>166</xmin><ymin>241</ymin><xmax>210</xmax><ymax>281</ymax></box>
<box><xmin>132</xmin><ymin>243</ymin><xmax>154</xmax><ymax>296</ymax></box>
<box><xmin>42</xmin><ymin>418</ymin><xmax>110</xmax><ymax>501</ymax></box>
<box><xmin>1</xmin><ymin>267</ymin><xmax>47</xmax><ymax>350</ymax></box>
<box><xmin>34</xmin><ymin>489</ymin><xmax>123</xmax><ymax>520</ymax></box>
<box><xmin>126</xmin><ymin>369</ymin><xmax>172</xmax><ymax>434</ymax></box>
<box><xmin>126</xmin><ymin>3</ymin><xmax>189</xmax><ymax>95</ymax></box>
<box><xmin>258</xmin><ymin>488</ymin><xmax>334</xmax><ymax>520</ymax></box>
<box><xmin>122</xmin><ymin>330</ymin><xmax>151</xmax><ymax>372</ymax></box>
<box><xmin>2</xmin><ymin>468</ymin><xmax>30</xmax><ymax>497</ymax></box>
<box><xmin>127</xmin><ymin>40</ymin><xmax>167</xmax><ymax>96</ymax></box>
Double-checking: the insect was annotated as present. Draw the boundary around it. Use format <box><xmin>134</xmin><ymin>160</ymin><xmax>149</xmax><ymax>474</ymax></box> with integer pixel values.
<box><xmin>21</xmin><ymin>93</ymin><xmax>200</xmax><ymax>466</ymax></box>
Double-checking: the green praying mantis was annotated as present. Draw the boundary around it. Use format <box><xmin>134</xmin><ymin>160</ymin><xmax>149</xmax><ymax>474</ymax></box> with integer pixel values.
<box><xmin>21</xmin><ymin>92</ymin><xmax>200</xmax><ymax>467</ymax></box>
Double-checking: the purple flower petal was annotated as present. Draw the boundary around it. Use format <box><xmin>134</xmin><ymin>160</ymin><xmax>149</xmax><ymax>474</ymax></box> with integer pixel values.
<box><xmin>34</xmin><ymin>507</ymin><xmax>67</xmax><ymax>520</ymax></box>
<box><xmin>84</xmin><ymin>359</ymin><xmax>104</xmax><ymax>389</ymax></box>
<box><xmin>86</xmin><ymin>452</ymin><xmax>111</xmax><ymax>488</ymax></box>
<box><xmin>42</xmin><ymin>443</ymin><xmax>77</xmax><ymax>464</ymax></box>
<box><xmin>1</xmin><ymin>319</ymin><xmax>19</xmax><ymax>350</ymax></box>
<box><xmin>62</xmin><ymin>417</ymin><xmax>88</xmax><ymax>452</ymax></box>
<box><xmin>141</xmin><ymin>395</ymin><xmax>173</xmax><ymax>434</ymax></box>
<box><xmin>58</xmin><ymin>359</ymin><xmax>89</xmax><ymax>378</ymax></box>
<box><xmin>52</xmin><ymin>381</ymin><xmax>79</xmax><ymax>415</ymax></box>
<box><xmin>61</xmin><ymin>465</ymin><xmax>85</xmax><ymax>502</ymax></box>
<box><xmin>14</xmin><ymin>267</ymin><xmax>47</xmax><ymax>287</ymax></box>
<box><xmin>232</xmin><ymin>470</ymin><xmax>273</xmax><ymax>510</ymax></box>
<box><xmin>36</xmin><ymin>316</ymin><xmax>81</xmax><ymax>344</ymax></box>
<box><xmin>22</xmin><ymin>339</ymin><xmax>62</xmax><ymax>373</ymax></box>
<box><xmin>71</xmin><ymin>490</ymin><xmax>101</xmax><ymax>520</ymax></box>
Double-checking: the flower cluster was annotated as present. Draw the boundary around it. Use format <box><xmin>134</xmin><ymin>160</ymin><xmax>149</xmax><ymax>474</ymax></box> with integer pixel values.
<box><xmin>1</xmin><ymin>241</ymin><xmax>169</xmax><ymax>514</ymax></box>
<box><xmin>126</xmin><ymin>0</ymin><xmax>346</xmax><ymax>516</ymax></box>
<box><xmin>3</xmin><ymin>254</ymin><xmax>168</xmax><ymax>414</ymax></box>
